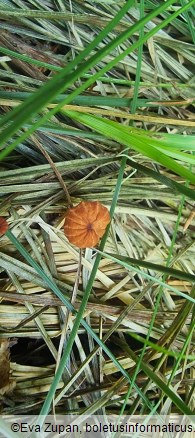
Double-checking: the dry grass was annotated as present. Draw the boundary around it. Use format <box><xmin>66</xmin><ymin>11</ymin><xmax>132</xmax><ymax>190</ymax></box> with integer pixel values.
<box><xmin>0</xmin><ymin>0</ymin><xmax>194</xmax><ymax>417</ymax></box>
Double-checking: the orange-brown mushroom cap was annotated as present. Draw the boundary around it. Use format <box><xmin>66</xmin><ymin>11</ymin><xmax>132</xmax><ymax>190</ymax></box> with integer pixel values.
<box><xmin>0</xmin><ymin>217</ymin><xmax>8</xmax><ymax>236</ymax></box>
<box><xmin>64</xmin><ymin>201</ymin><xmax>110</xmax><ymax>248</ymax></box>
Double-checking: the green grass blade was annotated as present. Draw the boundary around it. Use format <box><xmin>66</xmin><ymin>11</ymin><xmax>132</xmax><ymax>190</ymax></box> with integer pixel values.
<box><xmin>123</xmin><ymin>155</ymin><xmax>195</xmax><ymax>201</ymax></box>
<box><xmin>0</xmin><ymin>45</ymin><xmax>61</xmax><ymax>71</ymax></box>
<box><xmin>128</xmin><ymin>332</ymin><xmax>195</xmax><ymax>361</ymax></box>
<box><xmin>64</xmin><ymin>111</ymin><xmax>195</xmax><ymax>184</ymax></box>
<box><xmin>106</xmin><ymin>253</ymin><xmax>195</xmax><ymax>283</ymax></box>
<box><xmin>96</xmin><ymin>250</ymin><xmax>195</xmax><ymax>304</ymax></box>
<box><xmin>122</xmin><ymin>343</ymin><xmax>194</xmax><ymax>416</ymax></box>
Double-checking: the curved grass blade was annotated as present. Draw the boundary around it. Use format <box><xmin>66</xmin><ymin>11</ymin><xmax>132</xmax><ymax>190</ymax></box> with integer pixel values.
<box><xmin>64</xmin><ymin>111</ymin><xmax>195</xmax><ymax>185</ymax></box>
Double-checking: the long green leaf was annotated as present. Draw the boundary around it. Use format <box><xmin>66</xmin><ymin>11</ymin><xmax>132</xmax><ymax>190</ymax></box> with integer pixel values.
<box><xmin>64</xmin><ymin>111</ymin><xmax>195</xmax><ymax>184</ymax></box>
